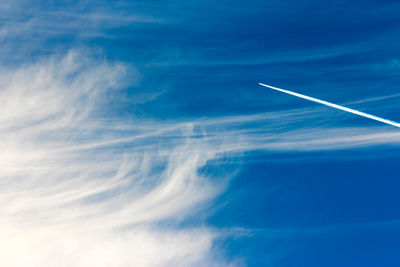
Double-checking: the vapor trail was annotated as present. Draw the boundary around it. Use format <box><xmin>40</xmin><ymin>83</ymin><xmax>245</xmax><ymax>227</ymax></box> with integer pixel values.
<box><xmin>259</xmin><ymin>83</ymin><xmax>400</xmax><ymax>128</ymax></box>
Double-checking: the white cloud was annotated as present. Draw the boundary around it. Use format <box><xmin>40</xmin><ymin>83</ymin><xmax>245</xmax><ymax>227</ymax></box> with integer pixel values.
<box><xmin>0</xmin><ymin>1</ymin><xmax>163</xmax><ymax>63</ymax></box>
<box><xmin>1</xmin><ymin>51</ymin><xmax>399</xmax><ymax>266</ymax></box>
<box><xmin>0</xmin><ymin>52</ymin><xmax>235</xmax><ymax>266</ymax></box>
<box><xmin>0</xmin><ymin>225</ymin><xmax>222</xmax><ymax>267</ymax></box>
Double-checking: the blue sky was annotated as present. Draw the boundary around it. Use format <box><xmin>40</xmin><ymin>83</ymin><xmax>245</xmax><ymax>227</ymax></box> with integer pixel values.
<box><xmin>1</xmin><ymin>0</ymin><xmax>400</xmax><ymax>266</ymax></box>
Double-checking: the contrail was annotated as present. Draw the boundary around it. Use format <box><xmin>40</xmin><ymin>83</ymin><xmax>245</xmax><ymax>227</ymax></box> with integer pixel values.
<box><xmin>259</xmin><ymin>83</ymin><xmax>400</xmax><ymax>128</ymax></box>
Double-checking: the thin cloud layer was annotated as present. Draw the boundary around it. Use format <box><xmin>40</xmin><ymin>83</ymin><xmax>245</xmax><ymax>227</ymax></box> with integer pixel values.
<box><xmin>0</xmin><ymin>52</ymin><xmax>234</xmax><ymax>266</ymax></box>
<box><xmin>1</xmin><ymin>51</ymin><xmax>399</xmax><ymax>266</ymax></box>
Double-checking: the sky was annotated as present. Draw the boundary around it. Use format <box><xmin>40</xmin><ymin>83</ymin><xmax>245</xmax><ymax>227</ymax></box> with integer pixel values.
<box><xmin>1</xmin><ymin>0</ymin><xmax>400</xmax><ymax>266</ymax></box>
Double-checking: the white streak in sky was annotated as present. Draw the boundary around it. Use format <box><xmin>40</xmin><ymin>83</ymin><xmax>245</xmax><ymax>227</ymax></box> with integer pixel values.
<box><xmin>259</xmin><ymin>83</ymin><xmax>400</xmax><ymax>128</ymax></box>
<box><xmin>1</xmin><ymin>53</ymin><xmax>400</xmax><ymax>267</ymax></box>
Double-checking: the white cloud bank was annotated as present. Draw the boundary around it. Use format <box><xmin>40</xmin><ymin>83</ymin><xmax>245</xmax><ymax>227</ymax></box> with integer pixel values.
<box><xmin>1</xmin><ymin>51</ymin><xmax>399</xmax><ymax>267</ymax></box>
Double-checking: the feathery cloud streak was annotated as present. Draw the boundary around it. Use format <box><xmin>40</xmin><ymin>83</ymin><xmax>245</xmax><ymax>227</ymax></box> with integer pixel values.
<box><xmin>0</xmin><ymin>52</ymin><xmax>234</xmax><ymax>266</ymax></box>
<box><xmin>1</xmin><ymin>52</ymin><xmax>400</xmax><ymax>266</ymax></box>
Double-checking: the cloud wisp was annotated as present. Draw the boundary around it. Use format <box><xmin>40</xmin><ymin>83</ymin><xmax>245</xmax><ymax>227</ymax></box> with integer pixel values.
<box><xmin>1</xmin><ymin>52</ymin><xmax>400</xmax><ymax>267</ymax></box>
<box><xmin>0</xmin><ymin>52</ymin><xmax>236</xmax><ymax>267</ymax></box>
<box><xmin>259</xmin><ymin>83</ymin><xmax>400</xmax><ymax>128</ymax></box>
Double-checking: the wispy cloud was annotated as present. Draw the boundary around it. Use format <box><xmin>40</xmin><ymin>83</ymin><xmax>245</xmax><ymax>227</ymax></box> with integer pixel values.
<box><xmin>0</xmin><ymin>1</ymin><xmax>163</xmax><ymax>64</ymax></box>
<box><xmin>0</xmin><ymin>51</ymin><xmax>236</xmax><ymax>266</ymax></box>
<box><xmin>230</xmin><ymin>218</ymin><xmax>400</xmax><ymax>239</ymax></box>
<box><xmin>1</xmin><ymin>50</ymin><xmax>400</xmax><ymax>266</ymax></box>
